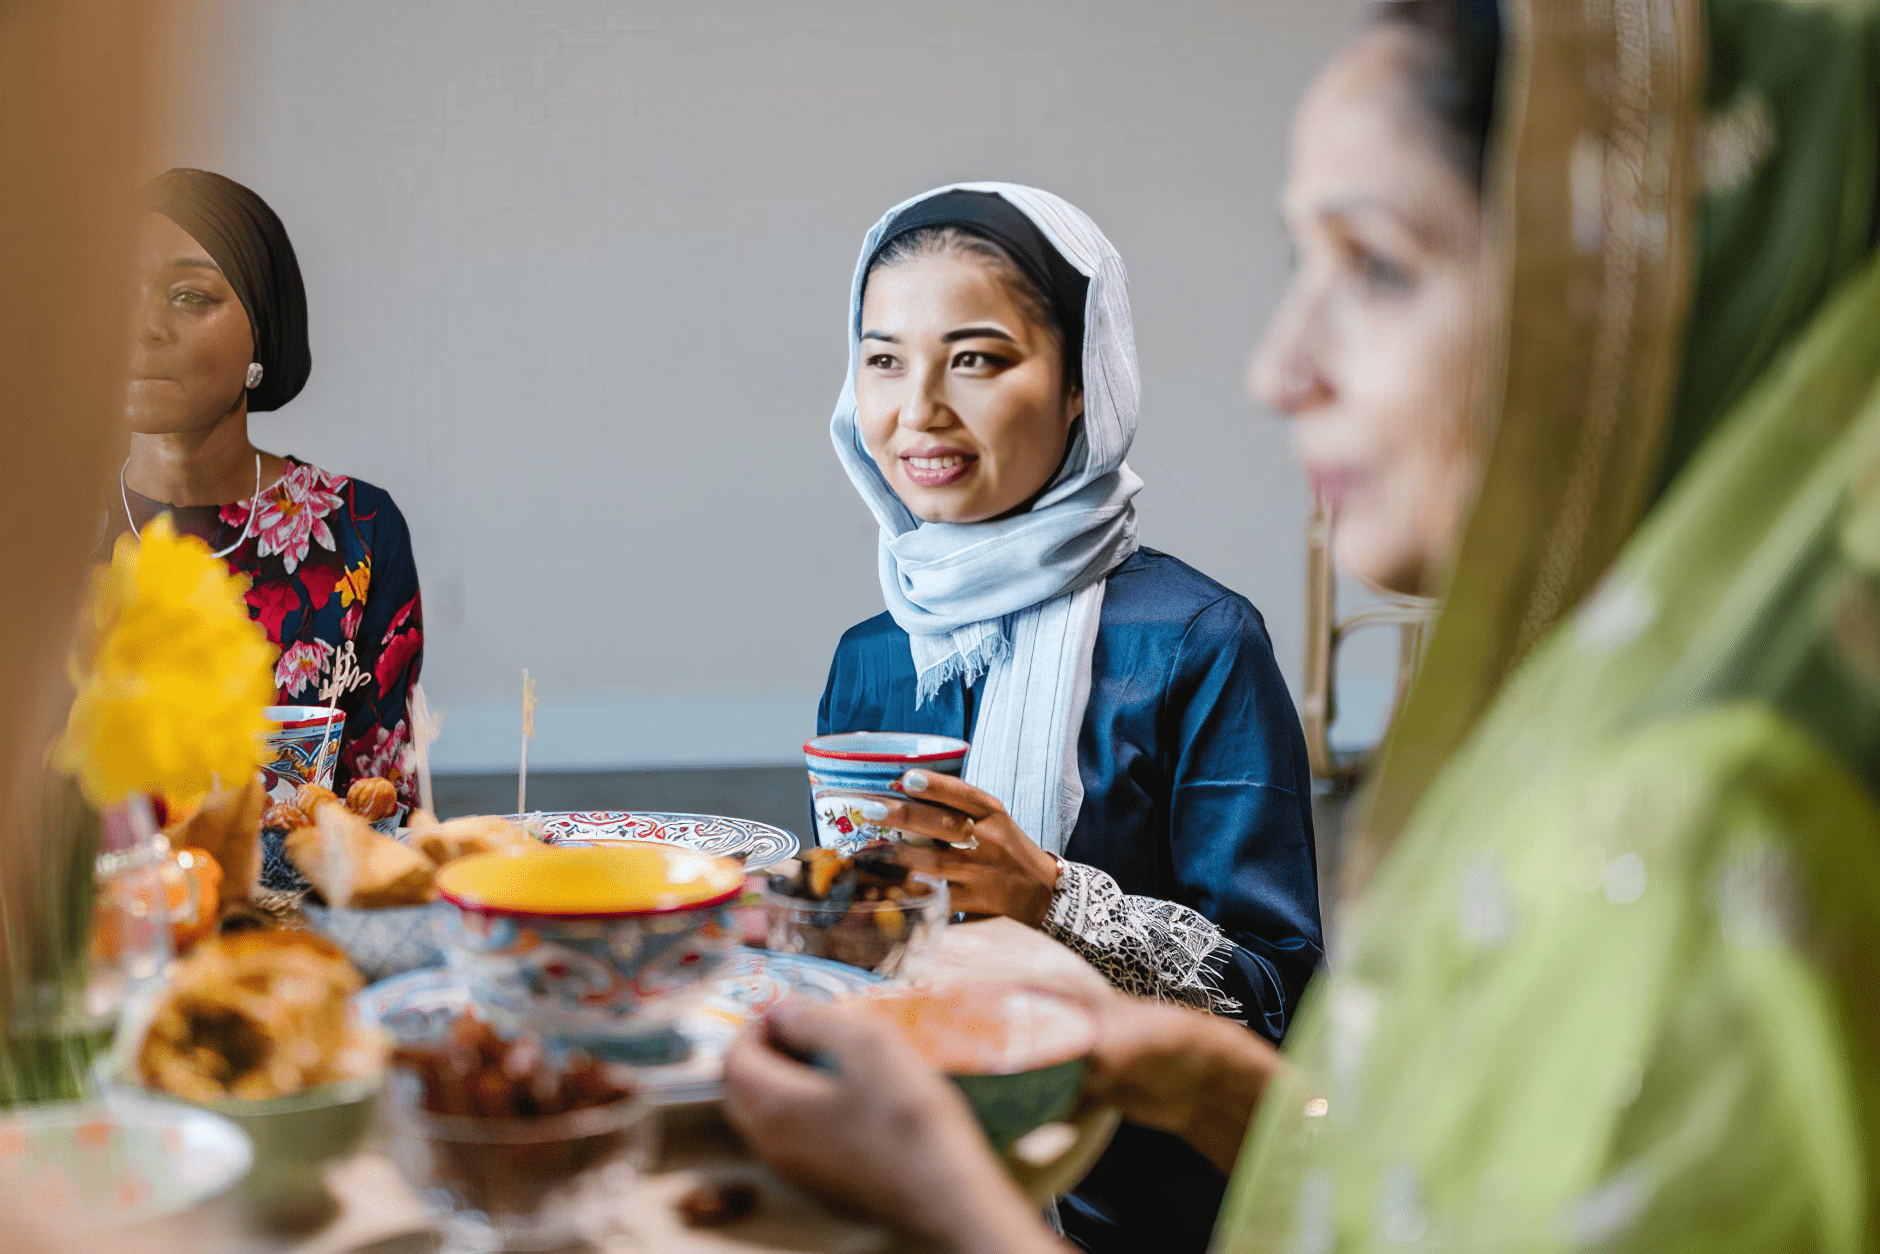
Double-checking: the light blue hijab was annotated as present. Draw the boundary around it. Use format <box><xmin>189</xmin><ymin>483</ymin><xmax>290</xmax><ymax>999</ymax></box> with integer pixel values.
<box><xmin>829</xmin><ymin>183</ymin><xmax>1143</xmax><ymax>853</ymax></box>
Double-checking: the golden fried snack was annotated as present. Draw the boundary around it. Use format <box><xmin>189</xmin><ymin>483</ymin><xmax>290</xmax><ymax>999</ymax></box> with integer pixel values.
<box><xmin>407</xmin><ymin>813</ymin><xmax>536</xmax><ymax>867</ymax></box>
<box><xmin>345</xmin><ymin>776</ymin><xmax>399</xmax><ymax>821</ymax></box>
<box><xmin>294</xmin><ymin>782</ymin><xmax>341</xmax><ymax>817</ymax></box>
<box><xmin>285</xmin><ymin>804</ymin><xmax>435</xmax><ymax>908</ymax></box>
<box><xmin>137</xmin><ymin>929</ymin><xmax>381</xmax><ymax>1102</ymax></box>
<box><xmin>261</xmin><ymin>801</ymin><xmax>307</xmax><ymax>832</ymax></box>
<box><xmin>163</xmin><ymin>773</ymin><xmax>266</xmax><ymax>901</ymax></box>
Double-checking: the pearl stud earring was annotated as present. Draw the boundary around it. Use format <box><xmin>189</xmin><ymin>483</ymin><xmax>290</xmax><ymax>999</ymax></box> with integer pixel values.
<box><xmin>245</xmin><ymin>361</ymin><xmax>264</xmax><ymax>389</ymax></box>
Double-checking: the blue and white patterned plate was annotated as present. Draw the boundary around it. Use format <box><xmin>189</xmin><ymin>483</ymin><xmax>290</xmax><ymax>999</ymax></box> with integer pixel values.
<box><xmin>506</xmin><ymin>811</ymin><xmax>799</xmax><ymax>871</ymax></box>
<box><xmin>356</xmin><ymin>948</ymin><xmax>876</xmax><ymax>1106</ymax></box>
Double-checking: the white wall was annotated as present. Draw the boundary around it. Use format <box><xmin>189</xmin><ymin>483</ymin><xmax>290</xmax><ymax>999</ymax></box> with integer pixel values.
<box><xmin>170</xmin><ymin>0</ymin><xmax>1379</xmax><ymax>772</ymax></box>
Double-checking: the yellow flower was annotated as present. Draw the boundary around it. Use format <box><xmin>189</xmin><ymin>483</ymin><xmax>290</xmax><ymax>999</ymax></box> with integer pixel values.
<box><xmin>57</xmin><ymin>515</ymin><xmax>278</xmax><ymax>807</ymax></box>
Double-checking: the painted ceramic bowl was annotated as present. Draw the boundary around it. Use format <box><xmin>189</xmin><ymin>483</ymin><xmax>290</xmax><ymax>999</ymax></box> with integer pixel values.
<box><xmin>762</xmin><ymin>871</ymin><xmax>949</xmax><ymax>976</ymax></box>
<box><xmin>803</xmin><ymin>732</ymin><xmax>969</xmax><ymax>853</ymax></box>
<box><xmin>853</xmin><ymin>986</ymin><xmax>1097</xmax><ymax>1152</ymax></box>
<box><xmin>436</xmin><ymin>846</ymin><xmax>745</xmax><ymax>1051</ymax></box>
<box><xmin>0</xmin><ymin>1096</ymin><xmax>251</xmax><ymax>1232</ymax></box>
<box><xmin>260</xmin><ymin>705</ymin><xmax>344</xmax><ymax>807</ymax></box>
<box><xmin>302</xmin><ymin>899</ymin><xmax>450</xmax><ymax>982</ymax></box>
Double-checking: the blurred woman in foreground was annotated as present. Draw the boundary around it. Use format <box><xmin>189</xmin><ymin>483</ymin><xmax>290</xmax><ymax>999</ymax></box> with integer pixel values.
<box><xmin>724</xmin><ymin>0</ymin><xmax>1880</xmax><ymax>1248</ymax></box>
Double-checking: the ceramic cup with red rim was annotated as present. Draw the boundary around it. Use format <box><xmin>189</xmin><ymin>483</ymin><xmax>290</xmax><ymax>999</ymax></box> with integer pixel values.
<box><xmin>260</xmin><ymin>705</ymin><xmax>345</xmax><ymax>806</ymax></box>
<box><xmin>435</xmin><ymin>845</ymin><xmax>745</xmax><ymax>1063</ymax></box>
<box><xmin>803</xmin><ymin>732</ymin><xmax>970</xmax><ymax>854</ymax></box>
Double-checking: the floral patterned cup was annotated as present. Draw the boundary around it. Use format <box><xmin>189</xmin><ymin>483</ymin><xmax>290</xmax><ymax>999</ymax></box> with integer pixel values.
<box><xmin>260</xmin><ymin>705</ymin><xmax>344</xmax><ymax>806</ymax></box>
<box><xmin>803</xmin><ymin>733</ymin><xmax>969</xmax><ymax>854</ymax></box>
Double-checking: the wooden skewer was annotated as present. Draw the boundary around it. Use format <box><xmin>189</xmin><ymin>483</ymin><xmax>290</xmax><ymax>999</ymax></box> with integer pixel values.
<box><xmin>518</xmin><ymin>669</ymin><xmax>536</xmax><ymax>816</ymax></box>
<box><xmin>312</xmin><ymin>678</ymin><xmax>344</xmax><ymax>791</ymax></box>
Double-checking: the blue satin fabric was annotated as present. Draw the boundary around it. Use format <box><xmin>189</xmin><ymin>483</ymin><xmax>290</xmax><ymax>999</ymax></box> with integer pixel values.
<box><xmin>818</xmin><ymin>547</ymin><xmax>1323</xmax><ymax>1253</ymax></box>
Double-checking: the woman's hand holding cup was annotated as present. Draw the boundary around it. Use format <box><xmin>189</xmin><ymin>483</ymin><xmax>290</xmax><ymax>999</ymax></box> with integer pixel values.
<box><xmin>858</xmin><ymin>770</ymin><xmax>1062</xmax><ymax>927</ymax></box>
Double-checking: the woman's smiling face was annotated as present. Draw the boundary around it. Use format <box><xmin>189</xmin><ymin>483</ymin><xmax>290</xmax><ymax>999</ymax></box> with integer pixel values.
<box><xmin>856</xmin><ymin>247</ymin><xmax>1083</xmax><ymax>524</ymax></box>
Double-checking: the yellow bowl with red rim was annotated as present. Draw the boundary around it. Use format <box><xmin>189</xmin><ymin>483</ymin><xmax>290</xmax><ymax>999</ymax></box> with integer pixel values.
<box><xmin>436</xmin><ymin>845</ymin><xmax>744</xmax><ymax>1054</ymax></box>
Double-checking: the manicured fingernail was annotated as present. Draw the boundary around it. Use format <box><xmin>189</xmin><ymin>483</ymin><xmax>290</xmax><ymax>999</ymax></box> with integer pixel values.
<box><xmin>902</xmin><ymin>771</ymin><xmax>930</xmax><ymax>793</ymax></box>
<box><xmin>858</xmin><ymin>799</ymin><xmax>890</xmax><ymax>820</ymax></box>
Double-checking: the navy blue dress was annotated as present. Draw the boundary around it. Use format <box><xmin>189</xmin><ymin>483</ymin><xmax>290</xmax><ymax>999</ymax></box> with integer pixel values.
<box><xmin>818</xmin><ymin>547</ymin><xmax>1322</xmax><ymax>1254</ymax></box>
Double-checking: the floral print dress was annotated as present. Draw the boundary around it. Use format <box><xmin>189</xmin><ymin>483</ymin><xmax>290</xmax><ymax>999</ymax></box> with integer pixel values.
<box><xmin>112</xmin><ymin>456</ymin><xmax>424</xmax><ymax>808</ymax></box>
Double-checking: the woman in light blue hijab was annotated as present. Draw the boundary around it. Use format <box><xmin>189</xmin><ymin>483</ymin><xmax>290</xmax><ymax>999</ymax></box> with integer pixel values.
<box><xmin>816</xmin><ymin>182</ymin><xmax>1322</xmax><ymax>1253</ymax></box>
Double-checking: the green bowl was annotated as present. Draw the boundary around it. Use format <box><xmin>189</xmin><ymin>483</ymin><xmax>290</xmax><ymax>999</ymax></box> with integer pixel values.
<box><xmin>857</xmin><ymin>986</ymin><xmax>1098</xmax><ymax>1154</ymax></box>
<box><xmin>952</xmin><ymin>1055</ymin><xmax>1088</xmax><ymax>1152</ymax></box>
<box><xmin>194</xmin><ymin>1075</ymin><xmax>381</xmax><ymax>1228</ymax></box>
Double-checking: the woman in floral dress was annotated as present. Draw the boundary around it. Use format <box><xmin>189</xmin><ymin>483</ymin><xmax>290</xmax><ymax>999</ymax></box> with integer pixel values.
<box><xmin>109</xmin><ymin>168</ymin><xmax>423</xmax><ymax>813</ymax></box>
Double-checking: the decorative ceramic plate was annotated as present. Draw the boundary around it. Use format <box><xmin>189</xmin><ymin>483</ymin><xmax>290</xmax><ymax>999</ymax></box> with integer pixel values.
<box><xmin>508</xmin><ymin>811</ymin><xmax>800</xmax><ymax>871</ymax></box>
<box><xmin>356</xmin><ymin>948</ymin><xmax>877</xmax><ymax>1106</ymax></box>
<box><xmin>0</xmin><ymin>1097</ymin><xmax>252</xmax><ymax>1230</ymax></box>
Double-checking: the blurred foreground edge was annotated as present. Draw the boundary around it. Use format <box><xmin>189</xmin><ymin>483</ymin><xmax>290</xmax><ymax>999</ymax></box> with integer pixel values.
<box><xmin>1</xmin><ymin>0</ymin><xmax>192</xmax><ymax>1250</ymax></box>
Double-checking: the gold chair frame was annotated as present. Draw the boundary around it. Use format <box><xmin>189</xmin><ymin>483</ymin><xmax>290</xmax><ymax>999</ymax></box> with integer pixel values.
<box><xmin>1300</xmin><ymin>502</ymin><xmax>1439</xmax><ymax>784</ymax></box>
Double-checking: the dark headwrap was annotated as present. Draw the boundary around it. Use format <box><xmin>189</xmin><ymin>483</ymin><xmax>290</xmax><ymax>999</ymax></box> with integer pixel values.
<box><xmin>867</xmin><ymin>188</ymin><xmax>1090</xmax><ymax>376</ymax></box>
<box><xmin>145</xmin><ymin>169</ymin><xmax>311</xmax><ymax>412</ymax></box>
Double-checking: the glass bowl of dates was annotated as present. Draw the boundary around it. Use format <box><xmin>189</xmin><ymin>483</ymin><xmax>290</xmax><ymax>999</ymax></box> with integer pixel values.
<box><xmin>761</xmin><ymin>846</ymin><xmax>948</xmax><ymax>976</ymax></box>
<box><xmin>384</xmin><ymin>1012</ymin><xmax>653</xmax><ymax>1252</ymax></box>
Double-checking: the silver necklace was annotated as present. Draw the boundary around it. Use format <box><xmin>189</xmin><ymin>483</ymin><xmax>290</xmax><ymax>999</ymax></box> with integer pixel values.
<box><xmin>120</xmin><ymin>452</ymin><xmax>263</xmax><ymax>560</ymax></box>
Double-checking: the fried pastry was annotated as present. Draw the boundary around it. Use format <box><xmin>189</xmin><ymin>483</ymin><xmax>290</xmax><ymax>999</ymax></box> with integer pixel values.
<box><xmin>345</xmin><ymin>776</ymin><xmax>399</xmax><ymax>821</ymax></box>
<box><xmin>285</xmin><ymin>804</ymin><xmax>435</xmax><ymax>908</ymax></box>
<box><xmin>137</xmin><ymin>929</ymin><xmax>381</xmax><ymax>1102</ymax></box>
<box><xmin>261</xmin><ymin>801</ymin><xmax>308</xmax><ymax>832</ymax></box>
<box><xmin>407</xmin><ymin>813</ymin><xmax>536</xmax><ymax>866</ymax></box>
<box><xmin>294</xmin><ymin>782</ymin><xmax>341</xmax><ymax>817</ymax></box>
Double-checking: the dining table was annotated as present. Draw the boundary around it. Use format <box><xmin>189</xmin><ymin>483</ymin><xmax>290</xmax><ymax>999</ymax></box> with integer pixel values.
<box><xmin>157</xmin><ymin>917</ymin><xmax>1118</xmax><ymax>1254</ymax></box>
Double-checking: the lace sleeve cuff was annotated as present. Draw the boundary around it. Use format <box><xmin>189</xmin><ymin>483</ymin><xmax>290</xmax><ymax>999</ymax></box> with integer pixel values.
<box><xmin>1042</xmin><ymin>860</ymin><xmax>1245</xmax><ymax>1018</ymax></box>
